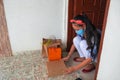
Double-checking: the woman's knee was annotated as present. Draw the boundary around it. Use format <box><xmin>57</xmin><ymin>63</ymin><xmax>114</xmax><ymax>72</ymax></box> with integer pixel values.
<box><xmin>80</xmin><ymin>40</ymin><xmax>88</xmax><ymax>48</ymax></box>
<box><xmin>73</xmin><ymin>36</ymin><xmax>81</xmax><ymax>45</ymax></box>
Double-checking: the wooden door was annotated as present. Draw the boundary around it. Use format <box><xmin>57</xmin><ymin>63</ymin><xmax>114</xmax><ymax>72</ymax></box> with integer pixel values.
<box><xmin>67</xmin><ymin>0</ymin><xmax>107</xmax><ymax>51</ymax></box>
<box><xmin>0</xmin><ymin>0</ymin><xmax>12</xmax><ymax>57</ymax></box>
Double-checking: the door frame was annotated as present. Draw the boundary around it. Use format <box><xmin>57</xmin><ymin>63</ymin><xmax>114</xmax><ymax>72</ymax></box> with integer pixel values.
<box><xmin>94</xmin><ymin>0</ymin><xmax>110</xmax><ymax>80</ymax></box>
<box><xmin>66</xmin><ymin>0</ymin><xmax>111</xmax><ymax>80</ymax></box>
<box><xmin>0</xmin><ymin>0</ymin><xmax>12</xmax><ymax>56</ymax></box>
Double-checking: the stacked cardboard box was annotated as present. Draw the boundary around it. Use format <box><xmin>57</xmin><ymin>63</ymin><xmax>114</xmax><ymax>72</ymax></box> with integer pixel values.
<box><xmin>42</xmin><ymin>38</ymin><xmax>67</xmax><ymax>77</ymax></box>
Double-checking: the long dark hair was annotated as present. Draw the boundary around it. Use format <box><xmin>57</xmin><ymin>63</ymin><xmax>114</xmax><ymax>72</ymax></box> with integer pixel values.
<box><xmin>73</xmin><ymin>14</ymin><xmax>101</xmax><ymax>57</ymax></box>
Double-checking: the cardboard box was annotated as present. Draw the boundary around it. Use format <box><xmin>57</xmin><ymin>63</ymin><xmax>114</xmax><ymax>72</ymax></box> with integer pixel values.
<box><xmin>42</xmin><ymin>38</ymin><xmax>62</xmax><ymax>58</ymax></box>
<box><xmin>46</xmin><ymin>60</ymin><xmax>67</xmax><ymax>77</ymax></box>
<box><xmin>42</xmin><ymin>38</ymin><xmax>66</xmax><ymax>77</ymax></box>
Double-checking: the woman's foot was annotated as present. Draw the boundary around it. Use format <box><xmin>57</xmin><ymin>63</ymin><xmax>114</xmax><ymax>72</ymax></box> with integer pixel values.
<box><xmin>73</xmin><ymin>57</ymin><xmax>85</xmax><ymax>62</ymax></box>
<box><xmin>82</xmin><ymin>64</ymin><xmax>95</xmax><ymax>73</ymax></box>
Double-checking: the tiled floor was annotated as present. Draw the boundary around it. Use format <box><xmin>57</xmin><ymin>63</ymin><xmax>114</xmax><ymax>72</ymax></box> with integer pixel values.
<box><xmin>0</xmin><ymin>50</ymin><xmax>95</xmax><ymax>80</ymax></box>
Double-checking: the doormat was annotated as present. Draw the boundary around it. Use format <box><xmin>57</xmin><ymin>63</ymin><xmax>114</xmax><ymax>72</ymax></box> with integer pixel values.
<box><xmin>46</xmin><ymin>60</ymin><xmax>67</xmax><ymax>77</ymax></box>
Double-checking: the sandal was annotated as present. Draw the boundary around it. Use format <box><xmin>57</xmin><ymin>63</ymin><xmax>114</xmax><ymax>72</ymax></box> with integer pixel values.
<box><xmin>73</xmin><ymin>57</ymin><xmax>85</xmax><ymax>62</ymax></box>
<box><xmin>82</xmin><ymin>66</ymin><xmax>95</xmax><ymax>73</ymax></box>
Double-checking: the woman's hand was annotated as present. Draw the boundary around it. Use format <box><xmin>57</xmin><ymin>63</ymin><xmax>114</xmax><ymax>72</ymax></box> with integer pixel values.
<box><xmin>65</xmin><ymin>66</ymin><xmax>76</xmax><ymax>74</ymax></box>
<box><xmin>62</xmin><ymin>55</ymin><xmax>70</xmax><ymax>61</ymax></box>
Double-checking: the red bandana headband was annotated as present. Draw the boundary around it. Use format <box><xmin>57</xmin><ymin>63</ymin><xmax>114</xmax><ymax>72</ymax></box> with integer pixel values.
<box><xmin>70</xmin><ymin>19</ymin><xmax>84</xmax><ymax>25</ymax></box>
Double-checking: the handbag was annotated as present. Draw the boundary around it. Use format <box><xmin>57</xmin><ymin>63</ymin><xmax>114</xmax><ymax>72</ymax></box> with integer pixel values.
<box><xmin>48</xmin><ymin>47</ymin><xmax>61</xmax><ymax>61</ymax></box>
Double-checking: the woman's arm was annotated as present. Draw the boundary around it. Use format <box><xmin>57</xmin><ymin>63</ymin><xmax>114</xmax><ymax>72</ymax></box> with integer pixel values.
<box><xmin>62</xmin><ymin>44</ymin><xmax>76</xmax><ymax>61</ymax></box>
<box><xmin>65</xmin><ymin>58</ymin><xmax>92</xmax><ymax>74</ymax></box>
<box><xmin>68</xmin><ymin>44</ymin><xmax>76</xmax><ymax>57</ymax></box>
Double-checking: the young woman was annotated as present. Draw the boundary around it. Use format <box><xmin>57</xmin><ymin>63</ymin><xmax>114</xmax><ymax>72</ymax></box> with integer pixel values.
<box><xmin>62</xmin><ymin>14</ymin><xmax>101</xmax><ymax>74</ymax></box>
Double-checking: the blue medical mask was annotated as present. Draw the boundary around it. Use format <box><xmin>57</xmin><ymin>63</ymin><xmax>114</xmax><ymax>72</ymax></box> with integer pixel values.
<box><xmin>75</xmin><ymin>29</ymin><xmax>84</xmax><ymax>36</ymax></box>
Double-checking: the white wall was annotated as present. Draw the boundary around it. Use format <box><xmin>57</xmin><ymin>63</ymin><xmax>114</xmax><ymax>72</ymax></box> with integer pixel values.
<box><xmin>97</xmin><ymin>0</ymin><xmax>120</xmax><ymax>80</ymax></box>
<box><xmin>3</xmin><ymin>0</ymin><xmax>68</xmax><ymax>54</ymax></box>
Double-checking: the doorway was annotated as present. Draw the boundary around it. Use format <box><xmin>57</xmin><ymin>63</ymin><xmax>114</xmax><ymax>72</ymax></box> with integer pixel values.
<box><xmin>66</xmin><ymin>0</ymin><xmax>110</xmax><ymax>80</ymax></box>
<box><xmin>67</xmin><ymin>0</ymin><xmax>107</xmax><ymax>51</ymax></box>
<box><xmin>0</xmin><ymin>0</ymin><xmax>12</xmax><ymax>57</ymax></box>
